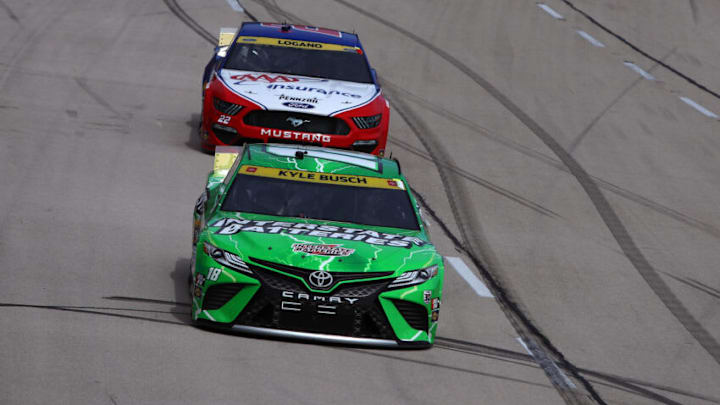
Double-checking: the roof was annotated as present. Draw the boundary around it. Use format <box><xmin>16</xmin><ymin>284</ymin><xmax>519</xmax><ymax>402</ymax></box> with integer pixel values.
<box><xmin>242</xmin><ymin>144</ymin><xmax>401</xmax><ymax>178</ymax></box>
<box><xmin>238</xmin><ymin>22</ymin><xmax>360</xmax><ymax>48</ymax></box>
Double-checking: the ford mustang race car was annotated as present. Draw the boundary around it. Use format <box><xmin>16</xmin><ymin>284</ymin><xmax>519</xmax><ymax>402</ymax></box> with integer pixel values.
<box><xmin>191</xmin><ymin>144</ymin><xmax>443</xmax><ymax>347</ymax></box>
<box><xmin>200</xmin><ymin>22</ymin><xmax>390</xmax><ymax>156</ymax></box>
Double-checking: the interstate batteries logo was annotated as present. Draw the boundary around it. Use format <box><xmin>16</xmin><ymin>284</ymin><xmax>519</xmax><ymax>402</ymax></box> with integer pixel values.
<box><xmin>292</xmin><ymin>243</ymin><xmax>355</xmax><ymax>257</ymax></box>
<box><xmin>210</xmin><ymin>219</ymin><xmax>427</xmax><ymax>248</ymax></box>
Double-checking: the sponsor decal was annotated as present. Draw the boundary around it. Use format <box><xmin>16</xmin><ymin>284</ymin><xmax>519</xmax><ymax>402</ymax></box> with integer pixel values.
<box><xmin>239</xmin><ymin>165</ymin><xmax>405</xmax><ymax>190</ymax></box>
<box><xmin>431</xmin><ymin>310</ymin><xmax>439</xmax><ymax>322</ymax></box>
<box><xmin>260</xmin><ymin>128</ymin><xmax>331</xmax><ymax>143</ymax></box>
<box><xmin>230</xmin><ymin>73</ymin><xmax>299</xmax><ymax>83</ymax></box>
<box><xmin>293</xmin><ymin>243</ymin><xmax>355</xmax><ymax>257</ymax></box>
<box><xmin>283</xmin><ymin>101</ymin><xmax>314</xmax><ymax>109</ymax></box>
<box><xmin>276</xmin><ymin>39</ymin><xmax>322</xmax><ymax>49</ymax></box>
<box><xmin>423</xmin><ymin>290</ymin><xmax>432</xmax><ymax>304</ymax></box>
<box><xmin>279</xmin><ymin>94</ymin><xmax>318</xmax><ymax>104</ymax></box>
<box><xmin>267</xmin><ymin>84</ymin><xmax>362</xmax><ymax>98</ymax></box>
<box><xmin>431</xmin><ymin>298</ymin><xmax>441</xmax><ymax>310</ymax></box>
<box><xmin>282</xmin><ymin>291</ymin><xmax>358</xmax><ymax>304</ymax></box>
<box><xmin>210</xmin><ymin>218</ymin><xmax>427</xmax><ymax>248</ymax></box>
<box><xmin>193</xmin><ymin>273</ymin><xmax>206</xmax><ymax>298</ymax></box>
<box><xmin>236</xmin><ymin>35</ymin><xmax>359</xmax><ymax>53</ymax></box>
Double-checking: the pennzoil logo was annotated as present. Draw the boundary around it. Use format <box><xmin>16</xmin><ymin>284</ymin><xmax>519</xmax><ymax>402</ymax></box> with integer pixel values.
<box><xmin>292</xmin><ymin>243</ymin><xmax>355</xmax><ymax>257</ymax></box>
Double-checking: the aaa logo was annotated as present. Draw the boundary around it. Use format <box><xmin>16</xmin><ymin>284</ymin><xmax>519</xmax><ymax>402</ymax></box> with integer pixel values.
<box><xmin>230</xmin><ymin>74</ymin><xmax>299</xmax><ymax>83</ymax></box>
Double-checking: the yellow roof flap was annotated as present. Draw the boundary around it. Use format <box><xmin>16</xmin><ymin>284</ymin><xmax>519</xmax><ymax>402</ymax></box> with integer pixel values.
<box><xmin>213</xmin><ymin>146</ymin><xmax>243</xmax><ymax>178</ymax></box>
<box><xmin>218</xmin><ymin>27</ymin><xmax>237</xmax><ymax>47</ymax></box>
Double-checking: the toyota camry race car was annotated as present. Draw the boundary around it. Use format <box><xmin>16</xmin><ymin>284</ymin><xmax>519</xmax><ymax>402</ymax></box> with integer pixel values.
<box><xmin>200</xmin><ymin>22</ymin><xmax>390</xmax><ymax>156</ymax></box>
<box><xmin>191</xmin><ymin>144</ymin><xmax>443</xmax><ymax>347</ymax></box>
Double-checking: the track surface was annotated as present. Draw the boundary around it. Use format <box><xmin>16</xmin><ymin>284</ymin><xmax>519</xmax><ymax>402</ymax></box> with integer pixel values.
<box><xmin>1</xmin><ymin>0</ymin><xmax>719</xmax><ymax>404</ymax></box>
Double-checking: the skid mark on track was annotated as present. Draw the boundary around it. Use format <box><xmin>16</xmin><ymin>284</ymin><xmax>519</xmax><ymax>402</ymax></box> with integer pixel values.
<box><xmin>689</xmin><ymin>0</ymin><xmax>699</xmax><ymax>24</ymax></box>
<box><xmin>0</xmin><ymin>0</ymin><xmax>19</xmax><ymax>24</ymax></box>
<box><xmin>663</xmin><ymin>272</ymin><xmax>720</xmax><ymax>301</ymax></box>
<box><xmin>437</xmin><ymin>336</ymin><xmax>719</xmax><ymax>404</ymax></box>
<box><xmin>162</xmin><ymin>0</ymin><xmax>216</xmax><ymax>43</ymax></box>
<box><xmin>568</xmin><ymin>46</ymin><xmax>677</xmax><ymax>153</ymax></box>
<box><xmin>0</xmin><ymin>302</ymin><xmax>187</xmax><ymax>326</ymax></box>
<box><xmin>103</xmin><ymin>296</ymin><xmax>191</xmax><ymax>306</ymax></box>
<box><xmin>333</xmin><ymin>0</ymin><xmax>720</xmax><ymax>368</ymax></box>
<box><xmin>560</xmin><ymin>0</ymin><xmax>720</xmax><ymax>101</ymax></box>
<box><xmin>390</xmin><ymin>137</ymin><xmax>560</xmax><ymax>218</ymax></box>
<box><xmin>385</xmin><ymin>83</ymin><xmax>720</xmax><ymax>240</ymax></box>
<box><xmin>567</xmin><ymin>74</ymin><xmax>644</xmax><ymax>153</ymax></box>
<box><xmin>389</xmin><ymin>92</ymin><xmax>602</xmax><ymax>404</ymax></box>
<box><xmin>343</xmin><ymin>348</ymin><xmax>554</xmax><ymax>390</ymax></box>
<box><xmin>74</xmin><ymin>77</ymin><xmax>131</xmax><ymax>121</ymax></box>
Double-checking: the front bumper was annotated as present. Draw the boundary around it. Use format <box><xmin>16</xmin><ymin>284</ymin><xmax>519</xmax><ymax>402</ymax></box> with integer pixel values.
<box><xmin>200</xmin><ymin>86</ymin><xmax>389</xmax><ymax>155</ymax></box>
<box><xmin>191</xmin><ymin>253</ymin><xmax>442</xmax><ymax>347</ymax></box>
<box><xmin>196</xmin><ymin>322</ymin><xmax>434</xmax><ymax>348</ymax></box>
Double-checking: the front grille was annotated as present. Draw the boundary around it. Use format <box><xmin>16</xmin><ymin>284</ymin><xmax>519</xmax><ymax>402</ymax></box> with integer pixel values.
<box><xmin>250</xmin><ymin>257</ymin><xmax>393</xmax><ymax>291</ymax></box>
<box><xmin>234</xmin><ymin>262</ymin><xmax>395</xmax><ymax>339</ymax></box>
<box><xmin>235</xmin><ymin>288</ymin><xmax>394</xmax><ymax>339</ymax></box>
<box><xmin>244</xmin><ymin>111</ymin><xmax>350</xmax><ymax>135</ymax></box>
<box><xmin>333</xmin><ymin>281</ymin><xmax>388</xmax><ymax>297</ymax></box>
<box><xmin>252</xmin><ymin>265</ymin><xmax>305</xmax><ymax>293</ymax></box>
<box><xmin>203</xmin><ymin>283</ymin><xmax>245</xmax><ymax>310</ymax></box>
<box><xmin>391</xmin><ymin>299</ymin><xmax>428</xmax><ymax>331</ymax></box>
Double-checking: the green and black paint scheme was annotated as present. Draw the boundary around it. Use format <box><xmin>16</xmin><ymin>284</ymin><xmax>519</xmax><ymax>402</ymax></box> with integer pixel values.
<box><xmin>191</xmin><ymin>144</ymin><xmax>443</xmax><ymax>347</ymax></box>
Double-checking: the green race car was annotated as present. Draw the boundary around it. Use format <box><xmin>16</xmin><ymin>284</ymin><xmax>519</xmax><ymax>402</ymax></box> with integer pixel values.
<box><xmin>191</xmin><ymin>144</ymin><xmax>444</xmax><ymax>347</ymax></box>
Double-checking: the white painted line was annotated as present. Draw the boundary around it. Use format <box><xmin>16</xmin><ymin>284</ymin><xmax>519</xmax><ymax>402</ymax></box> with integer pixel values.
<box><xmin>623</xmin><ymin>61</ymin><xmax>655</xmax><ymax>81</ymax></box>
<box><xmin>680</xmin><ymin>96</ymin><xmax>719</xmax><ymax>119</ymax></box>
<box><xmin>226</xmin><ymin>0</ymin><xmax>244</xmax><ymax>12</ymax></box>
<box><xmin>516</xmin><ymin>337</ymin><xmax>577</xmax><ymax>389</ymax></box>
<box><xmin>576</xmin><ymin>30</ymin><xmax>605</xmax><ymax>47</ymax></box>
<box><xmin>516</xmin><ymin>336</ymin><xmax>531</xmax><ymax>353</ymax></box>
<box><xmin>537</xmin><ymin>3</ymin><xmax>565</xmax><ymax>20</ymax></box>
<box><xmin>446</xmin><ymin>257</ymin><xmax>494</xmax><ymax>298</ymax></box>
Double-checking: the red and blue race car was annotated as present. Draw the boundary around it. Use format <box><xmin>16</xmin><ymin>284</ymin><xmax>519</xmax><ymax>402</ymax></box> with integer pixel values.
<box><xmin>200</xmin><ymin>22</ymin><xmax>390</xmax><ymax>156</ymax></box>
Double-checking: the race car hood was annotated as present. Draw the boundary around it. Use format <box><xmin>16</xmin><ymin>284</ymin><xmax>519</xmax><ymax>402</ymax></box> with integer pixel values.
<box><xmin>205</xmin><ymin>213</ymin><xmax>438</xmax><ymax>274</ymax></box>
<box><xmin>218</xmin><ymin>69</ymin><xmax>378</xmax><ymax>116</ymax></box>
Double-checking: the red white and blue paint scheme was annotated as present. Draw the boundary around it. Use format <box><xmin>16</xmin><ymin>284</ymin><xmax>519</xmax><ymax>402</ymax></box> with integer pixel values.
<box><xmin>200</xmin><ymin>22</ymin><xmax>390</xmax><ymax>156</ymax></box>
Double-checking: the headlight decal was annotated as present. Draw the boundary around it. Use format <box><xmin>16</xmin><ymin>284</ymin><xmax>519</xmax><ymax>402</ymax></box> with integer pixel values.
<box><xmin>352</xmin><ymin>114</ymin><xmax>382</xmax><ymax>129</ymax></box>
<box><xmin>387</xmin><ymin>265</ymin><xmax>438</xmax><ymax>289</ymax></box>
<box><xmin>213</xmin><ymin>97</ymin><xmax>244</xmax><ymax>115</ymax></box>
<box><xmin>203</xmin><ymin>242</ymin><xmax>252</xmax><ymax>274</ymax></box>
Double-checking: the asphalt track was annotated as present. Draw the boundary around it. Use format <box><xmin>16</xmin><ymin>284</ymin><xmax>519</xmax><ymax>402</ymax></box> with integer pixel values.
<box><xmin>1</xmin><ymin>0</ymin><xmax>719</xmax><ymax>404</ymax></box>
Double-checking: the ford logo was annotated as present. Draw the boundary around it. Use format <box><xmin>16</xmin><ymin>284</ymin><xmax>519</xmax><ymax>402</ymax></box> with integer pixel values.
<box><xmin>283</xmin><ymin>102</ymin><xmax>314</xmax><ymax>109</ymax></box>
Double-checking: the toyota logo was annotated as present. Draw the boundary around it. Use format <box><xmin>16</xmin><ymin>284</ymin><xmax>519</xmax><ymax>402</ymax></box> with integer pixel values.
<box><xmin>308</xmin><ymin>270</ymin><xmax>333</xmax><ymax>289</ymax></box>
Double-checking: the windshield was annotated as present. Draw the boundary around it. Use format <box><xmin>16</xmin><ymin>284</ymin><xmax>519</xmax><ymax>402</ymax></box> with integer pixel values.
<box><xmin>221</xmin><ymin>174</ymin><xmax>420</xmax><ymax>230</ymax></box>
<box><xmin>224</xmin><ymin>43</ymin><xmax>373</xmax><ymax>84</ymax></box>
